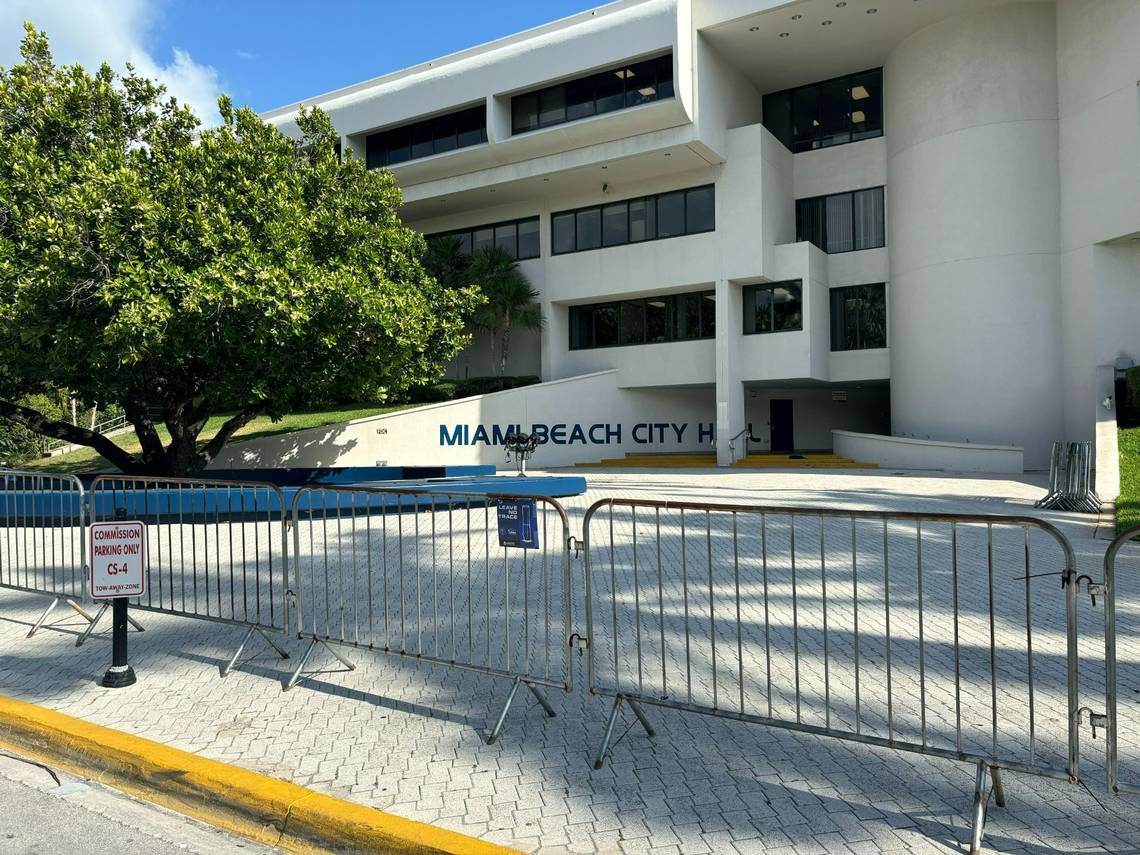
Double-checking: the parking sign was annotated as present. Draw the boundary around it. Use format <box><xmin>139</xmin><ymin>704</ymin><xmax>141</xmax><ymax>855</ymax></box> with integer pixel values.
<box><xmin>89</xmin><ymin>521</ymin><xmax>146</xmax><ymax>599</ymax></box>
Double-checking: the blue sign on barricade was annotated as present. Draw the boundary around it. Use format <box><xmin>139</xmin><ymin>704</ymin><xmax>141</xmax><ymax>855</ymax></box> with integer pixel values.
<box><xmin>496</xmin><ymin>498</ymin><xmax>539</xmax><ymax>549</ymax></box>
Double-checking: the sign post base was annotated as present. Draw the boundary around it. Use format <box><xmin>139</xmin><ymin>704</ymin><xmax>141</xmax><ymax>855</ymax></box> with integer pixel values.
<box><xmin>101</xmin><ymin>663</ymin><xmax>137</xmax><ymax>688</ymax></box>
<box><xmin>100</xmin><ymin>597</ymin><xmax>136</xmax><ymax>689</ymax></box>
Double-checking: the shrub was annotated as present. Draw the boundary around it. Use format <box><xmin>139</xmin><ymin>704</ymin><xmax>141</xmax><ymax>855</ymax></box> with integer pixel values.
<box><xmin>454</xmin><ymin>375</ymin><xmax>540</xmax><ymax>398</ymax></box>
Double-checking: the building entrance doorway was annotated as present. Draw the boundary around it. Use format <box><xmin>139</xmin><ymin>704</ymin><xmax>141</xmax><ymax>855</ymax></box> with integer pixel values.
<box><xmin>770</xmin><ymin>399</ymin><xmax>794</xmax><ymax>452</ymax></box>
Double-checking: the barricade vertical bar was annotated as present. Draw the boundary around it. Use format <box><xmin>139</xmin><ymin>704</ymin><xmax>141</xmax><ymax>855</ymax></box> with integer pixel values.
<box><xmin>820</xmin><ymin>514</ymin><xmax>830</xmax><ymax>728</ymax></box>
<box><xmin>917</xmin><ymin>520</ymin><xmax>926</xmax><ymax>748</ymax></box>
<box><xmin>633</xmin><ymin>506</ymin><xmax>642</xmax><ymax>696</ymax></box>
<box><xmin>706</xmin><ymin>510</ymin><xmax>717</xmax><ymax>710</ymax></box>
<box><xmin>610</xmin><ymin>504</ymin><xmax>618</xmax><ymax>690</ymax></box>
<box><xmin>682</xmin><ymin>507</ymin><xmax>692</xmax><ymax>702</ymax></box>
<box><xmin>761</xmin><ymin>512</ymin><xmax>771</xmax><ymax>717</ymax></box>
<box><xmin>883</xmin><ymin>518</ymin><xmax>893</xmax><ymax>740</ymax></box>
<box><xmin>1023</xmin><ymin>526</ymin><xmax>1036</xmax><ymax>768</ymax></box>
<box><xmin>366</xmin><ymin>500</ymin><xmax>375</xmax><ymax>645</ymax></box>
<box><xmin>952</xmin><ymin>522</ymin><xmax>962</xmax><ymax>755</ymax></box>
<box><xmin>414</xmin><ymin>496</ymin><xmax>422</xmax><ymax>656</ymax></box>
<box><xmin>851</xmin><ymin>515</ymin><xmax>861</xmax><ymax>734</ymax></box>
<box><xmin>431</xmin><ymin>501</ymin><xmax>438</xmax><ymax>659</ymax></box>
<box><xmin>734</xmin><ymin>512</ymin><xmax>744</xmax><ymax>715</ymax></box>
<box><xmin>987</xmin><ymin>524</ymin><xmax>998</xmax><ymax>757</ymax></box>
<box><xmin>791</xmin><ymin>515</ymin><xmax>800</xmax><ymax>723</ymax></box>
<box><xmin>656</xmin><ymin>507</ymin><xmax>665</xmax><ymax>700</ymax></box>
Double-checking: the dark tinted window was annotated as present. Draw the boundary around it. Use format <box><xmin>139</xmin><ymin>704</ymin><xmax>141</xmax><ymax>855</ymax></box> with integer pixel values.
<box><xmin>743</xmin><ymin>281</ymin><xmax>803</xmax><ymax>335</ymax></box>
<box><xmin>570</xmin><ymin>290</ymin><xmax>715</xmax><ymax>350</ymax></box>
<box><xmin>763</xmin><ymin>68</ymin><xmax>883</xmax><ymax>152</ymax></box>
<box><xmin>656</xmin><ymin>191</ymin><xmax>685</xmax><ymax>238</ymax></box>
<box><xmin>427</xmin><ymin>216</ymin><xmax>541</xmax><ymax>261</ymax></box>
<box><xmin>511</xmin><ymin>52</ymin><xmax>674</xmax><ymax>135</ymax></box>
<box><xmin>551</xmin><ymin>185</ymin><xmax>713</xmax><ymax>254</ymax></box>
<box><xmin>686</xmin><ymin>186</ymin><xmax>715</xmax><ymax>233</ymax></box>
<box><xmin>796</xmin><ymin>187</ymin><xmax>884</xmax><ymax>254</ymax></box>
<box><xmin>366</xmin><ymin>104</ymin><xmax>486</xmax><ymax>167</ymax></box>
<box><xmin>552</xmin><ymin>213</ymin><xmax>576</xmax><ymax>255</ymax></box>
<box><xmin>831</xmin><ymin>283</ymin><xmax>887</xmax><ymax>351</ymax></box>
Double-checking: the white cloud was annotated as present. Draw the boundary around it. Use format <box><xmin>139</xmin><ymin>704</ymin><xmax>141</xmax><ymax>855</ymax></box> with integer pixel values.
<box><xmin>0</xmin><ymin>0</ymin><xmax>224</xmax><ymax>125</ymax></box>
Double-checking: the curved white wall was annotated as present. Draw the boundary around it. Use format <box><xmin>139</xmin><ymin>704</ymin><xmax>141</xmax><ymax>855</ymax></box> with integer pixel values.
<box><xmin>885</xmin><ymin>3</ymin><xmax>1062</xmax><ymax>468</ymax></box>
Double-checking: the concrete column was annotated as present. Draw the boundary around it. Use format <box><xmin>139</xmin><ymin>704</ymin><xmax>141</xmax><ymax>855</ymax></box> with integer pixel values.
<box><xmin>884</xmin><ymin>2</ymin><xmax>1063</xmax><ymax>468</ymax></box>
<box><xmin>715</xmin><ymin>278</ymin><xmax>745</xmax><ymax>465</ymax></box>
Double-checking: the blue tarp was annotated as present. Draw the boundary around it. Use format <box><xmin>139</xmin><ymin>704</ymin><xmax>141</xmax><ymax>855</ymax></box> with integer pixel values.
<box><xmin>0</xmin><ymin>473</ymin><xmax>587</xmax><ymax>524</ymax></box>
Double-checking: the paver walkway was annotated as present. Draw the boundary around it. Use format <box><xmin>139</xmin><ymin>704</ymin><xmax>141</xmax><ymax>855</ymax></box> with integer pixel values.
<box><xmin>0</xmin><ymin>467</ymin><xmax>1137</xmax><ymax>854</ymax></box>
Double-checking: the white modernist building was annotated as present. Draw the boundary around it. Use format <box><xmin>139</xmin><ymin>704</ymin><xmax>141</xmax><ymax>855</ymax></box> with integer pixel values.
<box><xmin>253</xmin><ymin>0</ymin><xmax>1140</xmax><ymax>473</ymax></box>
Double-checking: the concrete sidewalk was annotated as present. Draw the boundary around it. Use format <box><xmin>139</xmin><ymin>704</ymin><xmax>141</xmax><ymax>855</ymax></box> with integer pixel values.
<box><xmin>0</xmin><ymin>468</ymin><xmax>1137</xmax><ymax>854</ymax></box>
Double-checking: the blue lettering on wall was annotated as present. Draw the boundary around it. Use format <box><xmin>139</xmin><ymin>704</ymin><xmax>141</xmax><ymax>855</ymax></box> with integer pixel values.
<box><xmin>438</xmin><ymin>421</ymin><xmax>706</xmax><ymax>447</ymax></box>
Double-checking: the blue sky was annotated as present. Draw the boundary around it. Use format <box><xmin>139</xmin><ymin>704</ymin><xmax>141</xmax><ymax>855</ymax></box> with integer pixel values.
<box><xmin>1</xmin><ymin>1</ymin><xmax>601</xmax><ymax>121</ymax></box>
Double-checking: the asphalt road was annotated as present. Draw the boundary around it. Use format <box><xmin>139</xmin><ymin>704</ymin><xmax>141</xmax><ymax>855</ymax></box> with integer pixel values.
<box><xmin>0</xmin><ymin>749</ymin><xmax>279</xmax><ymax>855</ymax></box>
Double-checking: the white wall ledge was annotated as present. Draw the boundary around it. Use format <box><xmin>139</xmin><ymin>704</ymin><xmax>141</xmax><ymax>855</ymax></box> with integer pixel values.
<box><xmin>833</xmin><ymin>430</ymin><xmax>1024</xmax><ymax>474</ymax></box>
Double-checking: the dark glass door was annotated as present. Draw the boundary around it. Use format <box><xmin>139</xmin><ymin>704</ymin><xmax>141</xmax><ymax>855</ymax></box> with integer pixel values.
<box><xmin>770</xmin><ymin>400</ymin><xmax>794</xmax><ymax>453</ymax></box>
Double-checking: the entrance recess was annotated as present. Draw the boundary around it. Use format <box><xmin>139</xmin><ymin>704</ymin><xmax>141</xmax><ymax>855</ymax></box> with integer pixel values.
<box><xmin>770</xmin><ymin>399</ymin><xmax>793</xmax><ymax>452</ymax></box>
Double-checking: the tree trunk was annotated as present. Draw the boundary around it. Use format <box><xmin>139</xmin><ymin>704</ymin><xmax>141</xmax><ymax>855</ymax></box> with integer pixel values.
<box><xmin>499</xmin><ymin>323</ymin><xmax>512</xmax><ymax>378</ymax></box>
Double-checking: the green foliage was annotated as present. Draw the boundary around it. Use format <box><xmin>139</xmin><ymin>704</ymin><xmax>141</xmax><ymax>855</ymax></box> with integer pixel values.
<box><xmin>1124</xmin><ymin>366</ymin><xmax>1140</xmax><ymax>429</ymax></box>
<box><xmin>0</xmin><ymin>25</ymin><xmax>478</xmax><ymax>474</ymax></box>
<box><xmin>466</xmin><ymin>247</ymin><xmax>543</xmax><ymax>376</ymax></box>
<box><xmin>0</xmin><ymin>391</ymin><xmax>66</xmax><ymax>462</ymax></box>
<box><xmin>406</xmin><ymin>381</ymin><xmax>458</xmax><ymax>404</ymax></box>
<box><xmin>1119</xmin><ymin>427</ymin><xmax>1140</xmax><ymax>534</ymax></box>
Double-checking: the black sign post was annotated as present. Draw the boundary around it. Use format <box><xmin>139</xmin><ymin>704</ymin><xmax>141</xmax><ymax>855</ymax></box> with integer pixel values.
<box><xmin>101</xmin><ymin>597</ymin><xmax>136</xmax><ymax>688</ymax></box>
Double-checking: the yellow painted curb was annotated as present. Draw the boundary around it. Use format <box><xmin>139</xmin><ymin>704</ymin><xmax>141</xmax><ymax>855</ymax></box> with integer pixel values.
<box><xmin>0</xmin><ymin>694</ymin><xmax>512</xmax><ymax>854</ymax></box>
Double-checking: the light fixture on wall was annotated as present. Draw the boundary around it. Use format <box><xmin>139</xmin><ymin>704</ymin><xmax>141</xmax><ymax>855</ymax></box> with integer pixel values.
<box><xmin>779</xmin><ymin>32</ymin><xmax>790</xmax><ymax>38</ymax></box>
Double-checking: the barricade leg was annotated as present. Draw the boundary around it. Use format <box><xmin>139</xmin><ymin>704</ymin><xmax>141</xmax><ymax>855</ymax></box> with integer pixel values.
<box><xmin>283</xmin><ymin>638</ymin><xmax>354</xmax><ymax>691</ymax></box>
<box><xmin>75</xmin><ymin>603</ymin><xmax>109</xmax><ymax>647</ymax></box>
<box><xmin>592</xmin><ymin>695</ymin><xmax>656</xmax><ymax>770</ymax></box>
<box><xmin>74</xmin><ymin>602</ymin><xmax>144</xmax><ymax>647</ymax></box>
<box><xmin>970</xmin><ymin>760</ymin><xmax>993</xmax><ymax>855</ymax></box>
<box><xmin>26</xmin><ymin>597</ymin><xmax>62</xmax><ymax>638</ymax></box>
<box><xmin>526</xmin><ymin>683</ymin><xmax>557</xmax><ymax>719</ymax></box>
<box><xmin>487</xmin><ymin>677</ymin><xmax>524</xmax><ymax>745</ymax></box>
<box><xmin>990</xmin><ymin>766</ymin><xmax>1006</xmax><ymax>808</ymax></box>
<box><xmin>221</xmin><ymin>626</ymin><xmax>290</xmax><ymax>678</ymax></box>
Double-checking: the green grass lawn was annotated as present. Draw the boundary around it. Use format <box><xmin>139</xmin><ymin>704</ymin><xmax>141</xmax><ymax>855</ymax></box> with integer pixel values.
<box><xmin>1119</xmin><ymin>427</ymin><xmax>1140</xmax><ymax>533</ymax></box>
<box><xmin>16</xmin><ymin>402</ymin><xmax>415</xmax><ymax>475</ymax></box>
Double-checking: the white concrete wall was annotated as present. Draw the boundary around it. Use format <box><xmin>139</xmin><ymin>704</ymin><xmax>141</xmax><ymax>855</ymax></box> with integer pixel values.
<box><xmin>1056</xmin><ymin>0</ymin><xmax>1140</xmax><ymax>441</ymax></box>
<box><xmin>885</xmin><ymin>2</ymin><xmax>1063</xmax><ymax>467</ymax></box>
<box><xmin>833</xmin><ymin>430</ymin><xmax>1024</xmax><ymax>475</ymax></box>
<box><xmin>211</xmin><ymin>371</ymin><xmax>715</xmax><ymax>470</ymax></box>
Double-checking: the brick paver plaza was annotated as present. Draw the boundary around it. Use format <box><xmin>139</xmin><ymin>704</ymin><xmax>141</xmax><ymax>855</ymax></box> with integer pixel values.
<box><xmin>1</xmin><ymin>467</ymin><xmax>1138</xmax><ymax>854</ymax></box>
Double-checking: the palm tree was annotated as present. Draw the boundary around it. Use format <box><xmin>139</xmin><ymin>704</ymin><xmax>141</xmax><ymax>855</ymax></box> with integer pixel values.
<box><xmin>423</xmin><ymin>234</ymin><xmax>471</xmax><ymax>292</ymax></box>
<box><xmin>467</xmin><ymin>246</ymin><xmax>543</xmax><ymax>378</ymax></box>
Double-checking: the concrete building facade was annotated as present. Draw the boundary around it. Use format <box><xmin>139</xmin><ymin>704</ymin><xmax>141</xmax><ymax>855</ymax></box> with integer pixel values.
<box><xmin>262</xmin><ymin>0</ymin><xmax>1140</xmax><ymax>471</ymax></box>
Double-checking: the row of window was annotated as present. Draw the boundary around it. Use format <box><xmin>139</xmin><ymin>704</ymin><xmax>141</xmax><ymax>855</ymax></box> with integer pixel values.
<box><xmin>552</xmin><ymin>185</ymin><xmax>714</xmax><ymax>255</ymax></box>
<box><xmin>366</xmin><ymin>104</ymin><xmax>487</xmax><ymax>169</ymax></box>
<box><xmin>427</xmin><ymin>216</ymin><xmax>540</xmax><ymax>261</ymax></box>
<box><xmin>569</xmin><ymin>290</ymin><xmax>715</xmax><ymax>350</ymax></box>
<box><xmin>568</xmin><ymin>282</ymin><xmax>887</xmax><ymax>352</ymax></box>
<box><xmin>512</xmin><ymin>54</ymin><xmax>674</xmax><ymax>136</ymax></box>
<box><xmin>763</xmin><ymin>68</ymin><xmax>883</xmax><ymax>153</ymax></box>
<box><xmin>796</xmin><ymin>187</ymin><xmax>885</xmax><ymax>255</ymax></box>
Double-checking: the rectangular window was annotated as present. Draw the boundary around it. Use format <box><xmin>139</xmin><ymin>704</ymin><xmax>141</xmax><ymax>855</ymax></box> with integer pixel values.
<box><xmin>763</xmin><ymin>68</ymin><xmax>883</xmax><ymax>153</ymax></box>
<box><xmin>510</xmin><ymin>52</ymin><xmax>674</xmax><ymax>135</ymax></box>
<box><xmin>569</xmin><ymin>290</ymin><xmax>715</xmax><ymax>350</ymax></box>
<box><xmin>743</xmin><ymin>281</ymin><xmax>804</xmax><ymax>335</ymax></box>
<box><xmin>551</xmin><ymin>185</ymin><xmax>713</xmax><ymax>254</ymax></box>
<box><xmin>366</xmin><ymin>103</ymin><xmax>487</xmax><ymax>168</ymax></box>
<box><xmin>796</xmin><ymin>187</ymin><xmax>884</xmax><ymax>254</ymax></box>
<box><xmin>830</xmin><ymin>283</ymin><xmax>887</xmax><ymax>351</ymax></box>
<box><xmin>426</xmin><ymin>215</ymin><xmax>541</xmax><ymax>261</ymax></box>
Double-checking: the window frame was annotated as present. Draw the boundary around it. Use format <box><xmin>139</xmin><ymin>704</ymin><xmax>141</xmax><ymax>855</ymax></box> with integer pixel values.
<box><xmin>551</xmin><ymin>184</ymin><xmax>715</xmax><ymax>256</ymax></box>
<box><xmin>742</xmin><ymin>280</ymin><xmax>805</xmax><ymax>336</ymax></box>
<box><xmin>795</xmin><ymin>187</ymin><xmax>885</xmax><ymax>255</ymax></box>
<box><xmin>426</xmin><ymin>215</ymin><xmax>541</xmax><ymax>261</ymax></box>
<box><xmin>366</xmin><ymin>103</ymin><xmax>487</xmax><ymax>169</ymax></box>
<box><xmin>762</xmin><ymin>67</ymin><xmax>883</xmax><ymax>153</ymax></box>
<box><xmin>510</xmin><ymin>52</ymin><xmax>675</xmax><ymax>136</ymax></box>
<box><xmin>829</xmin><ymin>283</ymin><xmax>888</xmax><ymax>352</ymax></box>
<box><xmin>568</xmin><ymin>289</ymin><xmax>716</xmax><ymax>351</ymax></box>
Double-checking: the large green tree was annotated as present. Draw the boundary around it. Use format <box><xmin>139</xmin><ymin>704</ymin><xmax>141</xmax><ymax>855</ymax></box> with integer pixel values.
<box><xmin>0</xmin><ymin>25</ymin><xmax>477</xmax><ymax>474</ymax></box>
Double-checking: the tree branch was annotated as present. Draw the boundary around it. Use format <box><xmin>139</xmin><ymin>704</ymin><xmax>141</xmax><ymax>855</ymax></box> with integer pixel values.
<box><xmin>0</xmin><ymin>398</ymin><xmax>142</xmax><ymax>473</ymax></box>
<box><xmin>198</xmin><ymin>403</ymin><xmax>263</xmax><ymax>466</ymax></box>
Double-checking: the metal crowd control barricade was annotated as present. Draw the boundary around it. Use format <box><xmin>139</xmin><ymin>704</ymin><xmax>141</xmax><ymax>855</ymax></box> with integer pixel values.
<box><xmin>582</xmin><ymin>499</ymin><xmax>1079</xmax><ymax>855</ymax></box>
<box><xmin>1101</xmin><ymin>524</ymin><xmax>1140</xmax><ymax>797</ymax></box>
<box><xmin>88</xmin><ymin>476</ymin><xmax>291</xmax><ymax>672</ymax></box>
<box><xmin>289</xmin><ymin>485</ymin><xmax>573</xmax><ymax>744</ymax></box>
<box><xmin>0</xmin><ymin>469</ymin><xmax>99</xmax><ymax>638</ymax></box>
